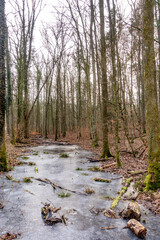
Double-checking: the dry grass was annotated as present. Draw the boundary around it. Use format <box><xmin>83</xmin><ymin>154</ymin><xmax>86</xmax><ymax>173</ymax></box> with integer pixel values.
<box><xmin>85</xmin><ymin>187</ymin><xmax>95</xmax><ymax>194</ymax></box>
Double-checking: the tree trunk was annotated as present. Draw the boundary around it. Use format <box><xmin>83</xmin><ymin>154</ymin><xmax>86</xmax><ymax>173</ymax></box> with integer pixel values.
<box><xmin>107</xmin><ymin>0</ymin><xmax>121</xmax><ymax>166</ymax></box>
<box><xmin>77</xmin><ymin>43</ymin><xmax>82</xmax><ymax>139</ymax></box>
<box><xmin>36</xmin><ymin>66</ymin><xmax>41</xmax><ymax>133</ymax></box>
<box><xmin>99</xmin><ymin>0</ymin><xmax>112</xmax><ymax>158</ymax></box>
<box><xmin>6</xmin><ymin>25</ymin><xmax>15</xmax><ymax>144</ymax></box>
<box><xmin>0</xmin><ymin>0</ymin><xmax>7</xmax><ymax>171</ymax></box>
<box><xmin>143</xmin><ymin>0</ymin><xmax>160</xmax><ymax>190</ymax></box>
<box><xmin>55</xmin><ymin>64</ymin><xmax>60</xmax><ymax>141</ymax></box>
<box><xmin>90</xmin><ymin>0</ymin><xmax>98</xmax><ymax>146</ymax></box>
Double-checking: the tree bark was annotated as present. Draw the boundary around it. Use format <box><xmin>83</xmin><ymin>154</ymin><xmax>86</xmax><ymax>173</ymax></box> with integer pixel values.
<box><xmin>0</xmin><ymin>0</ymin><xmax>7</xmax><ymax>171</ymax></box>
<box><xmin>99</xmin><ymin>0</ymin><xmax>112</xmax><ymax>158</ymax></box>
<box><xmin>143</xmin><ymin>0</ymin><xmax>160</xmax><ymax>190</ymax></box>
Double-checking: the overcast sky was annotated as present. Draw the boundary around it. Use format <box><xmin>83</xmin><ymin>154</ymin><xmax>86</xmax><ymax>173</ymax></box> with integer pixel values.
<box><xmin>6</xmin><ymin>0</ymin><xmax>131</xmax><ymax>55</ymax></box>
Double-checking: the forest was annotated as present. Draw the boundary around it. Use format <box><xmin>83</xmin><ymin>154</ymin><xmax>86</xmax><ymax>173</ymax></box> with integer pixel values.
<box><xmin>0</xmin><ymin>0</ymin><xmax>160</xmax><ymax>239</ymax></box>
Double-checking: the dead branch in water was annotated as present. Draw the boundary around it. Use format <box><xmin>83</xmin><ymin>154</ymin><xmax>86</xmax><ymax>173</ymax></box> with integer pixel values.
<box><xmin>34</xmin><ymin>177</ymin><xmax>87</xmax><ymax>196</ymax></box>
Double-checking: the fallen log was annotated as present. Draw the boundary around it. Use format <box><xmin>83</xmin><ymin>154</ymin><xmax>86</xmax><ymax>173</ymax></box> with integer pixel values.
<box><xmin>127</xmin><ymin>170</ymin><xmax>148</xmax><ymax>176</ymax></box>
<box><xmin>127</xmin><ymin>219</ymin><xmax>147</xmax><ymax>239</ymax></box>
<box><xmin>110</xmin><ymin>177</ymin><xmax>133</xmax><ymax>209</ymax></box>
<box><xmin>120</xmin><ymin>202</ymin><xmax>141</xmax><ymax>221</ymax></box>
<box><xmin>34</xmin><ymin>178</ymin><xmax>87</xmax><ymax>196</ymax></box>
<box><xmin>100</xmin><ymin>162</ymin><xmax>117</xmax><ymax>170</ymax></box>
<box><xmin>87</xmin><ymin>157</ymin><xmax>114</xmax><ymax>162</ymax></box>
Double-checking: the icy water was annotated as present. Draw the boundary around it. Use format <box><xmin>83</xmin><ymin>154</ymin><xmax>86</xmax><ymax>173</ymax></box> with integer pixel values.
<box><xmin>0</xmin><ymin>144</ymin><xmax>160</xmax><ymax>240</ymax></box>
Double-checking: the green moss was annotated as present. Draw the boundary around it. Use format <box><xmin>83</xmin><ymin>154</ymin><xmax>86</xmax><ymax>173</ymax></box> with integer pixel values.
<box><xmin>23</xmin><ymin>177</ymin><xmax>32</xmax><ymax>183</ymax></box>
<box><xmin>17</xmin><ymin>161</ymin><xmax>27</xmax><ymax>165</ymax></box>
<box><xmin>110</xmin><ymin>186</ymin><xmax>128</xmax><ymax>209</ymax></box>
<box><xmin>58</xmin><ymin>192</ymin><xmax>71</xmax><ymax>198</ymax></box>
<box><xmin>7</xmin><ymin>166</ymin><xmax>14</xmax><ymax>171</ymax></box>
<box><xmin>101</xmin><ymin>152</ymin><xmax>113</xmax><ymax>159</ymax></box>
<box><xmin>88</xmin><ymin>166</ymin><xmax>104</xmax><ymax>172</ymax></box>
<box><xmin>0</xmin><ymin>145</ymin><xmax>7</xmax><ymax>172</ymax></box>
<box><xmin>120</xmin><ymin>186</ymin><xmax>127</xmax><ymax>195</ymax></box>
<box><xmin>33</xmin><ymin>152</ymin><xmax>38</xmax><ymax>155</ymax></box>
<box><xmin>139</xmin><ymin>187</ymin><xmax>143</xmax><ymax>192</ymax></box>
<box><xmin>88</xmin><ymin>166</ymin><xmax>99</xmax><ymax>172</ymax></box>
<box><xmin>125</xmin><ymin>177</ymin><xmax>133</xmax><ymax>185</ymax></box>
<box><xmin>144</xmin><ymin>174</ymin><xmax>152</xmax><ymax>191</ymax></box>
<box><xmin>81</xmin><ymin>172</ymin><xmax>89</xmax><ymax>176</ymax></box>
<box><xmin>147</xmin><ymin>161</ymin><xmax>160</xmax><ymax>190</ymax></box>
<box><xmin>111</xmin><ymin>196</ymin><xmax>121</xmax><ymax>209</ymax></box>
<box><xmin>34</xmin><ymin>167</ymin><xmax>38</xmax><ymax>173</ymax></box>
<box><xmin>6</xmin><ymin>174</ymin><xmax>19</xmax><ymax>183</ymax></box>
<box><xmin>28</xmin><ymin>162</ymin><xmax>36</xmax><ymax>166</ymax></box>
<box><xmin>101</xmin><ymin>141</ymin><xmax>113</xmax><ymax>159</ymax></box>
<box><xmin>116</xmin><ymin>152</ymin><xmax>122</xmax><ymax>167</ymax></box>
<box><xmin>92</xmin><ymin>142</ymin><xmax>99</xmax><ymax>147</ymax></box>
<box><xmin>92</xmin><ymin>178</ymin><xmax>110</xmax><ymax>183</ymax></box>
<box><xmin>60</xmin><ymin>153</ymin><xmax>69</xmax><ymax>158</ymax></box>
<box><xmin>76</xmin><ymin>167</ymin><xmax>83</xmax><ymax>171</ymax></box>
<box><xmin>134</xmin><ymin>181</ymin><xmax>141</xmax><ymax>189</ymax></box>
<box><xmin>102</xmin><ymin>195</ymin><xmax>112</xmax><ymax>200</ymax></box>
<box><xmin>22</xmin><ymin>156</ymin><xmax>29</xmax><ymax>160</ymax></box>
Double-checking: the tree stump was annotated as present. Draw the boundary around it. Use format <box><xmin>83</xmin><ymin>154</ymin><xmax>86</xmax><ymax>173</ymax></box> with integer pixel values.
<box><xmin>120</xmin><ymin>202</ymin><xmax>141</xmax><ymax>220</ymax></box>
<box><xmin>127</xmin><ymin>219</ymin><xmax>147</xmax><ymax>239</ymax></box>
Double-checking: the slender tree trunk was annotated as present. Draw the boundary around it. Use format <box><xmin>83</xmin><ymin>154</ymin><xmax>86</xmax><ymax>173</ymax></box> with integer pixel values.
<box><xmin>6</xmin><ymin>25</ymin><xmax>15</xmax><ymax>144</ymax></box>
<box><xmin>36</xmin><ymin>66</ymin><xmax>41</xmax><ymax>133</ymax></box>
<box><xmin>90</xmin><ymin>0</ymin><xmax>98</xmax><ymax>146</ymax></box>
<box><xmin>70</xmin><ymin>76</ymin><xmax>75</xmax><ymax>131</ymax></box>
<box><xmin>62</xmin><ymin>70</ymin><xmax>66</xmax><ymax>138</ymax></box>
<box><xmin>99</xmin><ymin>0</ymin><xmax>112</xmax><ymax>158</ymax></box>
<box><xmin>77</xmin><ymin>44</ymin><xmax>82</xmax><ymax>139</ymax></box>
<box><xmin>55</xmin><ymin>64</ymin><xmax>60</xmax><ymax>141</ymax></box>
<box><xmin>44</xmin><ymin>76</ymin><xmax>49</xmax><ymax>138</ymax></box>
<box><xmin>141</xmin><ymin>36</ymin><xmax>146</xmax><ymax>133</ymax></box>
<box><xmin>17</xmin><ymin>53</ymin><xmax>23</xmax><ymax>141</ymax></box>
<box><xmin>0</xmin><ymin>0</ymin><xmax>7</xmax><ymax>171</ymax></box>
<box><xmin>107</xmin><ymin>0</ymin><xmax>121</xmax><ymax>166</ymax></box>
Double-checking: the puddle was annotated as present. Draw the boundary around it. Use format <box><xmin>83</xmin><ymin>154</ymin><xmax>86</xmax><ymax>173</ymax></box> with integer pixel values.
<box><xmin>0</xmin><ymin>144</ymin><xmax>160</xmax><ymax>240</ymax></box>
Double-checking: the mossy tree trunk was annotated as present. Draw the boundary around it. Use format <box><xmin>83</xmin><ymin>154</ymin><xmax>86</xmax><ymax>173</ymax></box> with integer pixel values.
<box><xmin>143</xmin><ymin>0</ymin><xmax>160</xmax><ymax>190</ymax></box>
<box><xmin>99</xmin><ymin>0</ymin><xmax>112</xmax><ymax>158</ymax></box>
<box><xmin>0</xmin><ymin>0</ymin><xmax>7</xmax><ymax>171</ymax></box>
<box><xmin>107</xmin><ymin>0</ymin><xmax>121</xmax><ymax>166</ymax></box>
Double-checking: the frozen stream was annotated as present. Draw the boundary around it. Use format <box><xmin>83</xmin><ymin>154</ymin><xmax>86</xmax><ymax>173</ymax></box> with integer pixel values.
<box><xmin>0</xmin><ymin>144</ymin><xmax>160</xmax><ymax>240</ymax></box>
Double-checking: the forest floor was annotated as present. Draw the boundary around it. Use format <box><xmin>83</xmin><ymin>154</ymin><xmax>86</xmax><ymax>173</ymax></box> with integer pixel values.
<box><xmin>5</xmin><ymin>129</ymin><xmax>160</xmax><ymax>216</ymax></box>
